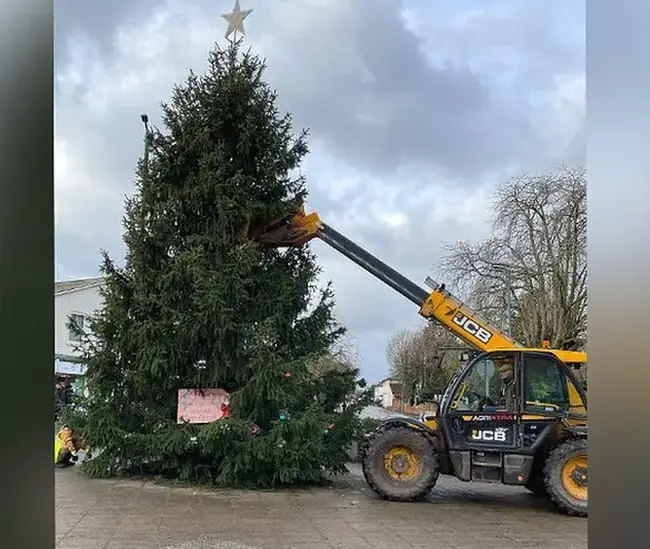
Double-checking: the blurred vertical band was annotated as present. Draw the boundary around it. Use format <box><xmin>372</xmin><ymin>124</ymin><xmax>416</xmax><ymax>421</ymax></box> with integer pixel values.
<box><xmin>0</xmin><ymin>0</ymin><xmax>54</xmax><ymax>546</ymax></box>
<box><xmin>588</xmin><ymin>0</ymin><xmax>650</xmax><ymax>547</ymax></box>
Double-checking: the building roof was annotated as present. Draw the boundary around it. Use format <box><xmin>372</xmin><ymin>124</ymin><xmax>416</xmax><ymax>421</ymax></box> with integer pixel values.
<box><xmin>377</xmin><ymin>376</ymin><xmax>397</xmax><ymax>385</ymax></box>
<box><xmin>55</xmin><ymin>276</ymin><xmax>105</xmax><ymax>296</ymax></box>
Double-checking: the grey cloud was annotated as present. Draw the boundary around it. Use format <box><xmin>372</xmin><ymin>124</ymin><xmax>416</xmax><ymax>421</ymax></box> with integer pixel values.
<box><xmin>56</xmin><ymin>231</ymin><xmax>110</xmax><ymax>279</ymax></box>
<box><xmin>564</xmin><ymin>122</ymin><xmax>586</xmax><ymax>166</ymax></box>
<box><xmin>55</xmin><ymin>100</ymin><xmax>144</xmax><ymax>269</ymax></box>
<box><xmin>258</xmin><ymin>0</ymin><xmax>544</xmax><ymax>181</ymax></box>
<box><xmin>55</xmin><ymin>0</ymin><xmax>584</xmax><ymax>204</ymax></box>
<box><xmin>54</xmin><ymin>0</ymin><xmax>161</xmax><ymax>60</ymax></box>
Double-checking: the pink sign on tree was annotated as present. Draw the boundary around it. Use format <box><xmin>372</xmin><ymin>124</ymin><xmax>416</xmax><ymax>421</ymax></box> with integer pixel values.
<box><xmin>177</xmin><ymin>388</ymin><xmax>230</xmax><ymax>424</ymax></box>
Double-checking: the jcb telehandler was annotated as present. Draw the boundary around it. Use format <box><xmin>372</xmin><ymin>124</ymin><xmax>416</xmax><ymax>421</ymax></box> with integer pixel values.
<box><xmin>250</xmin><ymin>202</ymin><xmax>588</xmax><ymax>517</ymax></box>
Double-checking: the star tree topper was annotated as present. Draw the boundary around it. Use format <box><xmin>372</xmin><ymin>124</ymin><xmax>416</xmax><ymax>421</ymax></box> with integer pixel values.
<box><xmin>222</xmin><ymin>0</ymin><xmax>253</xmax><ymax>42</ymax></box>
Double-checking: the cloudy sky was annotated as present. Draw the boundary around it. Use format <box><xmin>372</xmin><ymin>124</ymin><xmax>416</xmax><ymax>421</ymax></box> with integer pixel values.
<box><xmin>55</xmin><ymin>0</ymin><xmax>585</xmax><ymax>383</ymax></box>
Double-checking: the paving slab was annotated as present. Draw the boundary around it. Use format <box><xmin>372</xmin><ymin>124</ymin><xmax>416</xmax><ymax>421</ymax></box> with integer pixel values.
<box><xmin>56</xmin><ymin>463</ymin><xmax>587</xmax><ymax>549</ymax></box>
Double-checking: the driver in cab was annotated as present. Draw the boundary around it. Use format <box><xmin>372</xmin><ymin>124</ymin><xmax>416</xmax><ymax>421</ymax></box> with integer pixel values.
<box><xmin>466</xmin><ymin>355</ymin><xmax>516</xmax><ymax>412</ymax></box>
<box><xmin>495</xmin><ymin>356</ymin><xmax>516</xmax><ymax>412</ymax></box>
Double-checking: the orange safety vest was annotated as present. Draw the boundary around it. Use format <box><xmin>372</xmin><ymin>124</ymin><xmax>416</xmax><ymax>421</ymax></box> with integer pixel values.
<box><xmin>54</xmin><ymin>427</ymin><xmax>82</xmax><ymax>464</ymax></box>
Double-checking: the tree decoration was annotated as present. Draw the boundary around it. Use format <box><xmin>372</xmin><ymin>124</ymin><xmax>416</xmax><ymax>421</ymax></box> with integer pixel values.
<box><xmin>220</xmin><ymin>401</ymin><xmax>231</xmax><ymax>419</ymax></box>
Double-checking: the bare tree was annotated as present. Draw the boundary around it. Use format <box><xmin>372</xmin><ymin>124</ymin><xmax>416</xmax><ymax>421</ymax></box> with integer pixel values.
<box><xmin>440</xmin><ymin>166</ymin><xmax>587</xmax><ymax>350</ymax></box>
<box><xmin>386</xmin><ymin>323</ymin><xmax>459</xmax><ymax>404</ymax></box>
<box><xmin>386</xmin><ymin>329</ymin><xmax>418</xmax><ymax>403</ymax></box>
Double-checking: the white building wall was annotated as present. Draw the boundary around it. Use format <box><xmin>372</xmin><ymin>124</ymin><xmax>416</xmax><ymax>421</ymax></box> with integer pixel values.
<box><xmin>55</xmin><ymin>284</ymin><xmax>104</xmax><ymax>359</ymax></box>
<box><xmin>373</xmin><ymin>380</ymin><xmax>394</xmax><ymax>408</ymax></box>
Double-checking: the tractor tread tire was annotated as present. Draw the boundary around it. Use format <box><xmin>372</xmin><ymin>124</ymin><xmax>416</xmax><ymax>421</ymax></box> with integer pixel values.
<box><xmin>543</xmin><ymin>438</ymin><xmax>588</xmax><ymax>517</ymax></box>
<box><xmin>362</xmin><ymin>426</ymin><xmax>439</xmax><ymax>502</ymax></box>
<box><xmin>525</xmin><ymin>454</ymin><xmax>549</xmax><ymax>497</ymax></box>
<box><xmin>525</xmin><ymin>473</ymin><xmax>547</xmax><ymax>497</ymax></box>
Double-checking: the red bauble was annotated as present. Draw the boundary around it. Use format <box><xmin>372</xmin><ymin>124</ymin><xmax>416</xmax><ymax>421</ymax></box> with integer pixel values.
<box><xmin>220</xmin><ymin>402</ymin><xmax>231</xmax><ymax>418</ymax></box>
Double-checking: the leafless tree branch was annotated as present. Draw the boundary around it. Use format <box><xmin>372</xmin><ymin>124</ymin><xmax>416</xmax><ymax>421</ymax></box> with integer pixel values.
<box><xmin>439</xmin><ymin>166</ymin><xmax>587</xmax><ymax>351</ymax></box>
<box><xmin>386</xmin><ymin>324</ymin><xmax>460</xmax><ymax>404</ymax></box>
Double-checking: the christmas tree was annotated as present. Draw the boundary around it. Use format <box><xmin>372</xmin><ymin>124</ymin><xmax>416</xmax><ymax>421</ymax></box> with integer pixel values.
<box><xmin>74</xmin><ymin>33</ymin><xmax>370</xmax><ymax>486</ymax></box>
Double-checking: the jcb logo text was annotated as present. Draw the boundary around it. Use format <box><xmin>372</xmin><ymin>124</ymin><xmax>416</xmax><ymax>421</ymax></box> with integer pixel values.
<box><xmin>452</xmin><ymin>314</ymin><xmax>493</xmax><ymax>344</ymax></box>
<box><xmin>471</xmin><ymin>428</ymin><xmax>507</xmax><ymax>442</ymax></box>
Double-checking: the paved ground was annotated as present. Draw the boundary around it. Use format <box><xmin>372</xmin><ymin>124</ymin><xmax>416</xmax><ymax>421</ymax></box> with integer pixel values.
<box><xmin>56</xmin><ymin>463</ymin><xmax>587</xmax><ymax>549</ymax></box>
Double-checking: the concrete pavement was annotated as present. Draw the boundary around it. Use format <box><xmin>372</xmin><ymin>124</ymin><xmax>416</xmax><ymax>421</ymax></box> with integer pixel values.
<box><xmin>56</xmin><ymin>463</ymin><xmax>587</xmax><ymax>549</ymax></box>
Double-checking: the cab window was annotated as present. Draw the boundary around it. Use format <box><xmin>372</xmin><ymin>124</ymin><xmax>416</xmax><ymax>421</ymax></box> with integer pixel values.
<box><xmin>450</xmin><ymin>355</ymin><xmax>517</xmax><ymax>412</ymax></box>
<box><xmin>523</xmin><ymin>355</ymin><xmax>570</xmax><ymax>413</ymax></box>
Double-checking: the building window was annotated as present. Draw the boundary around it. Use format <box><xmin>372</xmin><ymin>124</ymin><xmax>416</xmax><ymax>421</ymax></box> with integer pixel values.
<box><xmin>69</xmin><ymin>313</ymin><xmax>85</xmax><ymax>342</ymax></box>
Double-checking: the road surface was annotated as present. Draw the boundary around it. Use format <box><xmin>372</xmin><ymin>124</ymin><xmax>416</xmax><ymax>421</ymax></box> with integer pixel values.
<box><xmin>56</xmin><ymin>463</ymin><xmax>586</xmax><ymax>549</ymax></box>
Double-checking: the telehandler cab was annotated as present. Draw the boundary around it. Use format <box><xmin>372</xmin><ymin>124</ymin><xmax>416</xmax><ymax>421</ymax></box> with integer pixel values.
<box><xmin>250</xmin><ymin>203</ymin><xmax>588</xmax><ymax>517</ymax></box>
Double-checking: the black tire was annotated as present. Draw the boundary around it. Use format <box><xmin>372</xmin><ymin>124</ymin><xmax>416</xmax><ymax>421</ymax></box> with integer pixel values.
<box><xmin>525</xmin><ymin>457</ymin><xmax>548</xmax><ymax>497</ymax></box>
<box><xmin>362</xmin><ymin>427</ymin><xmax>439</xmax><ymax>501</ymax></box>
<box><xmin>525</xmin><ymin>473</ymin><xmax>547</xmax><ymax>497</ymax></box>
<box><xmin>543</xmin><ymin>438</ymin><xmax>588</xmax><ymax>517</ymax></box>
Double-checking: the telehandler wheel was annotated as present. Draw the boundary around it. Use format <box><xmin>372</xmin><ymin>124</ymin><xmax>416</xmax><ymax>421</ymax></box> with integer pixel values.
<box><xmin>543</xmin><ymin>438</ymin><xmax>588</xmax><ymax>517</ymax></box>
<box><xmin>525</xmin><ymin>457</ymin><xmax>548</xmax><ymax>497</ymax></box>
<box><xmin>525</xmin><ymin>472</ymin><xmax>547</xmax><ymax>497</ymax></box>
<box><xmin>362</xmin><ymin>426</ymin><xmax>439</xmax><ymax>501</ymax></box>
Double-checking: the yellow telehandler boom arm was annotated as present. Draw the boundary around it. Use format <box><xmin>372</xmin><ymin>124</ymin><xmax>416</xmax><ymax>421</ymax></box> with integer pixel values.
<box><xmin>249</xmin><ymin>203</ymin><xmax>587</xmax><ymax>366</ymax></box>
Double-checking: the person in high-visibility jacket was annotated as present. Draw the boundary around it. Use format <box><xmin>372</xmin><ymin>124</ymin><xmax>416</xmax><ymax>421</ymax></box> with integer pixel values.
<box><xmin>54</xmin><ymin>426</ymin><xmax>87</xmax><ymax>467</ymax></box>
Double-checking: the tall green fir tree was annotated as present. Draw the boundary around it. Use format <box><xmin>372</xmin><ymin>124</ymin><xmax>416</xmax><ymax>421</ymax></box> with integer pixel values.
<box><xmin>74</xmin><ymin>39</ymin><xmax>370</xmax><ymax>487</ymax></box>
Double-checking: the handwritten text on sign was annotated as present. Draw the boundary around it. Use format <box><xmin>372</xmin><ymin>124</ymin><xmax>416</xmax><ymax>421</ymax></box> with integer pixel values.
<box><xmin>177</xmin><ymin>388</ymin><xmax>230</xmax><ymax>424</ymax></box>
